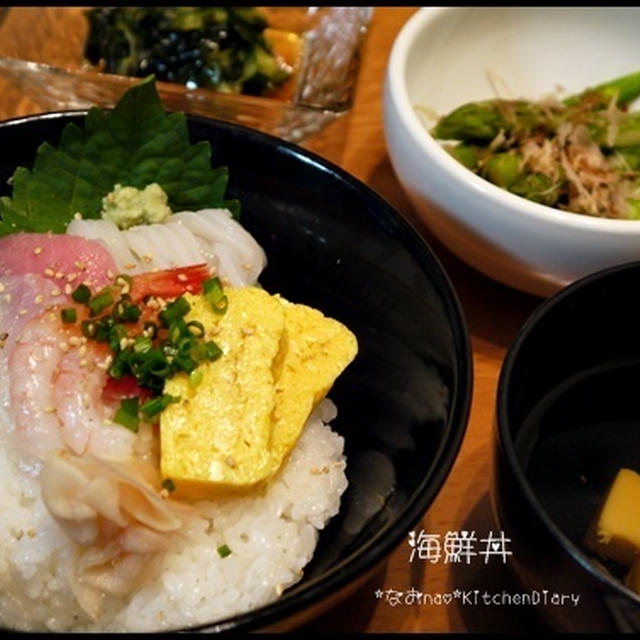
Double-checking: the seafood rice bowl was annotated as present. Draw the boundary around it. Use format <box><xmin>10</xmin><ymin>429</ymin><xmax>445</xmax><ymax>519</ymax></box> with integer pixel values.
<box><xmin>0</xmin><ymin>79</ymin><xmax>358</xmax><ymax>632</ymax></box>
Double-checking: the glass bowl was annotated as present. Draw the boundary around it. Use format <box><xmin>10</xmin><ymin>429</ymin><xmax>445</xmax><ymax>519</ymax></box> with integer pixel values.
<box><xmin>0</xmin><ymin>6</ymin><xmax>372</xmax><ymax>143</ymax></box>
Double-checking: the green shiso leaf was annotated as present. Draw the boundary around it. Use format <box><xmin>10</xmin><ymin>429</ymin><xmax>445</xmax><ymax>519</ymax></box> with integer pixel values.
<box><xmin>0</xmin><ymin>76</ymin><xmax>240</xmax><ymax>237</ymax></box>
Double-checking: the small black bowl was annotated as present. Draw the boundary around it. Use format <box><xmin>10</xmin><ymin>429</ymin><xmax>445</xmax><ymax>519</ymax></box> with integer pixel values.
<box><xmin>494</xmin><ymin>260</ymin><xmax>640</xmax><ymax>633</ymax></box>
<box><xmin>0</xmin><ymin>112</ymin><xmax>472</xmax><ymax>632</ymax></box>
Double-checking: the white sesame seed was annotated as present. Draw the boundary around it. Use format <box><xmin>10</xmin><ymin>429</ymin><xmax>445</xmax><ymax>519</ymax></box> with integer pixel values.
<box><xmin>44</xmin><ymin>268</ymin><xmax>55</xmax><ymax>277</ymax></box>
<box><xmin>55</xmin><ymin>271</ymin><xmax>64</xmax><ymax>280</ymax></box>
<box><xmin>3</xmin><ymin>293</ymin><xmax>11</xmax><ymax>303</ymax></box>
<box><xmin>51</xmin><ymin>289</ymin><xmax>62</xmax><ymax>297</ymax></box>
<box><xmin>74</xmin><ymin>261</ymin><xmax>86</xmax><ymax>270</ymax></box>
<box><xmin>0</xmin><ymin>282</ymin><xmax>5</xmax><ymax>293</ymax></box>
<box><xmin>18</xmin><ymin>309</ymin><xmax>28</xmax><ymax>316</ymax></box>
<box><xmin>33</xmin><ymin>247</ymin><xmax>42</xmax><ymax>255</ymax></box>
<box><xmin>66</xmin><ymin>273</ymin><xmax>78</xmax><ymax>283</ymax></box>
<box><xmin>64</xmin><ymin>284</ymin><xmax>72</xmax><ymax>295</ymax></box>
<box><xmin>34</xmin><ymin>294</ymin><xmax>44</xmax><ymax>305</ymax></box>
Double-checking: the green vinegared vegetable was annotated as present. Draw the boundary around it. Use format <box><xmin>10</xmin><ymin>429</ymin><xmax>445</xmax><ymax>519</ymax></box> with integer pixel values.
<box><xmin>83</xmin><ymin>7</ymin><xmax>291</xmax><ymax>96</ymax></box>
<box><xmin>429</xmin><ymin>69</ymin><xmax>640</xmax><ymax>219</ymax></box>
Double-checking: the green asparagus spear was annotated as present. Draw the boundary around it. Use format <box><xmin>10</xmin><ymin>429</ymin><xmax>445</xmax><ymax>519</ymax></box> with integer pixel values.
<box><xmin>624</xmin><ymin>198</ymin><xmax>640</xmax><ymax>219</ymax></box>
<box><xmin>563</xmin><ymin>69</ymin><xmax>640</xmax><ymax>108</ymax></box>
<box><xmin>432</xmin><ymin>99</ymin><xmax>562</xmax><ymax>143</ymax></box>
<box><xmin>508</xmin><ymin>173</ymin><xmax>562</xmax><ymax>207</ymax></box>
<box><xmin>610</xmin><ymin>146</ymin><xmax>640</xmax><ymax>171</ymax></box>
<box><xmin>428</xmin><ymin>70</ymin><xmax>640</xmax><ymax>218</ymax></box>
<box><xmin>482</xmin><ymin>152</ymin><xmax>521</xmax><ymax>188</ymax></box>
<box><xmin>446</xmin><ymin>143</ymin><xmax>479</xmax><ymax>170</ymax></box>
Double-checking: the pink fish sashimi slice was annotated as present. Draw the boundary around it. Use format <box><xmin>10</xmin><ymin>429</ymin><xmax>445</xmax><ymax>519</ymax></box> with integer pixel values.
<box><xmin>0</xmin><ymin>273</ymin><xmax>71</xmax><ymax>360</ymax></box>
<box><xmin>0</xmin><ymin>233</ymin><xmax>118</xmax><ymax>290</ymax></box>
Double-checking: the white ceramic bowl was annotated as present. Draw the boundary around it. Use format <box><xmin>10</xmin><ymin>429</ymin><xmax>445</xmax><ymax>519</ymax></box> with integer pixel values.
<box><xmin>383</xmin><ymin>7</ymin><xmax>640</xmax><ymax>297</ymax></box>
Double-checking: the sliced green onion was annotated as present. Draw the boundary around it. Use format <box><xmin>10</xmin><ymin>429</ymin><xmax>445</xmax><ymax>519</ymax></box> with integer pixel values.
<box><xmin>189</xmin><ymin>369</ymin><xmax>204</xmax><ymax>388</ymax></box>
<box><xmin>204</xmin><ymin>340</ymin><xmax>223</xmax><ymax>361</ymax></box>
<box><xmin>88</xmin><ymin>289</ymin><xmax>114</xmax><ymax>317</ymax></box>
<box><xmin>143</xmin><ymin>321</ymin><xmax>158</xmax><ymax>339</ymax></box>
<box><xmin>71</xmin><ymin>283</ymin><xmax>91</xmax><ymax>304</ymax></box>
<box><xmin>159</xmin><ymin>296</ymin><xmax>191</xmax><ymax>328</ymax></box>
<box><xmin>114</xmin><ymin>397</ymin><xmax>140</xmax><ymax>432</ymax></box>
<box><xmin>186</xmin><ymin>320</ymin><xmax>205</xmax><ymax>337</ymax></box>
<box><xmin>60</xmin><ymin>307</ymin><xmax>77</xmax><ymax>324</ymax></box>
<box><xmin>140</xmin><ymin>394</ymin><xmax>180</xmax><ymax>419</ymax></box>
<box><xmin>161</xmin><ymin>478</ymin><xmax>176</xmax><ymax>493</ymax></box>
<box><xmin>174</xmin><ymin>354</ymin><xmax>197</xmax><ymax>373</ymax></box>
<box><xmin>115</xmin><ymin>273</ymin><xmax>133</xmax><ymax>288</ymax></box>
<box><xmin>108</xmin><ymin>352</ymin><xmax>129</xmax><ymax>379</ymax></box>
<box><xmin>168</xmin><ymin>319</ymin><xmax>187</xmax><ymax>345</ymax></box>
<box><xmin>176</xmin><ymin>335</ymin><xmax>195</xmax><ymax>356</ymax></box>
<box><xmin>133</xmin><ymin>335</ymin><xmax>152</xmax><ymax>354</ymax></box>
<box><xmin>113</xmin><ymin>298</ymin><xmax>141</xmax><ymax>323</ymax></box>
<box><xmin>81</xmin><ymin>319</ymin><xmax>98</xmax><ymax>339</ymax></box>
<box><xmin>108</xmin><ymin>324</ymin><xmax>127</xmax><ymax>352</ymax></box>
<box><xmin>94</xmin><ymin>316</ymin><xmax>115</xmax><ymax>342</ymax></box>
<box><xmin>202</xmin><ymin>277</ymin><xmax>228</xmax><ymax>315</ymax></box>
<box><xmin>217</xmin><ymin>544</ymin><xmax>232</xmax><ymax>558</ymax></box>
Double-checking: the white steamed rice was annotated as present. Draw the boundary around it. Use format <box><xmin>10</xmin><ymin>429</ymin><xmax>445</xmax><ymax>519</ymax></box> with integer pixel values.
<box><xmin>0</xmin><ymin>397</ymin><xmax>348</xmax><ymax>632</ymax></box>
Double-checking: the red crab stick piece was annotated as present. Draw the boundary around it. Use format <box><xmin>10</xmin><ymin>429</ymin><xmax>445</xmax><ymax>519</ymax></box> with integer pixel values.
<box><xmin>0</xmin><ymin>232</ymin><xmax>119</xmax><ymax>289</ymax></box>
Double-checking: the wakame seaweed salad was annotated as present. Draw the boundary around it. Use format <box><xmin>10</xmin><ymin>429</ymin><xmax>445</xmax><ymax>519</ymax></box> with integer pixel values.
<box><xmin>83</xmin><ymin>7</ymin><xmax>292</xmax><ymax>96</ymax></box>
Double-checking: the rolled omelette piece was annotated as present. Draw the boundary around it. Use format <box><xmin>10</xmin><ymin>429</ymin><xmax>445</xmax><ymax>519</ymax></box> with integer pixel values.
<box><xmin>160</xmin><ymin>287</ymin><xmax>358</xmax><ymax>499</ymax></box>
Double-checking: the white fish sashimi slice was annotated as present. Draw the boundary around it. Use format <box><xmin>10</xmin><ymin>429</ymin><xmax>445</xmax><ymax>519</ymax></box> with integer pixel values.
<box><xmin>67</xmin><ymin>219</ymin><xmax>138</xmax><ymax>274</ymax></box>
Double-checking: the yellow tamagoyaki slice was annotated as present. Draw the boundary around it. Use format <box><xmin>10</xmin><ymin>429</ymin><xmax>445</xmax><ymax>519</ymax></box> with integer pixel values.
<box><xmin>160</xmin><ymin>286</ymin><xmax>358</xmax><ymax>499</ymax></box>
<box><xmin>269</xmin><ymin>296</ymin><xmax>358</xmax><ymax>471</ymax></box>
<box><xmin>160</xmin><ymin>287</ymin><xmax>286</xmax><ymax>497</ymax></box>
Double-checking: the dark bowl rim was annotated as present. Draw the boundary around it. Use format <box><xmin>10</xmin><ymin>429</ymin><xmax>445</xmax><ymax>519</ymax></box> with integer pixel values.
<box><xmin>0</xmin><ymin>109</ymin><xmax>473</xmax><ymax>632</ymax></box>
<box><xmin>496</xmin><ymin>259</ymin><xmax>640</xmax><ymax>608</ymax></box>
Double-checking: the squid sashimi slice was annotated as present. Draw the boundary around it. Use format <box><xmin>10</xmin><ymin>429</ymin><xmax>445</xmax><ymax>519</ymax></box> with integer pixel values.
<box><xmin>0</xmin><ymin>232</ymin><xmax>118</xmax><ymax>289</ymax></box>
<box><xmin>41</xmin><ymin>451</ymin><xmax>200</xmax><ymax>619</ymax></box>
<box><xmin>67</xmin><ymin>218</ymin><xmax>139</xmax><ymax>274</ymax></box>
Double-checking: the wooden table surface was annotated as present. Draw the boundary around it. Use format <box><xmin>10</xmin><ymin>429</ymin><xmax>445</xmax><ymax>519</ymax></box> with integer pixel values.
<box><xmin>0</xmin><ymin>7</ymin><xmax>551</xmax><ymax>634</ymax></box>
